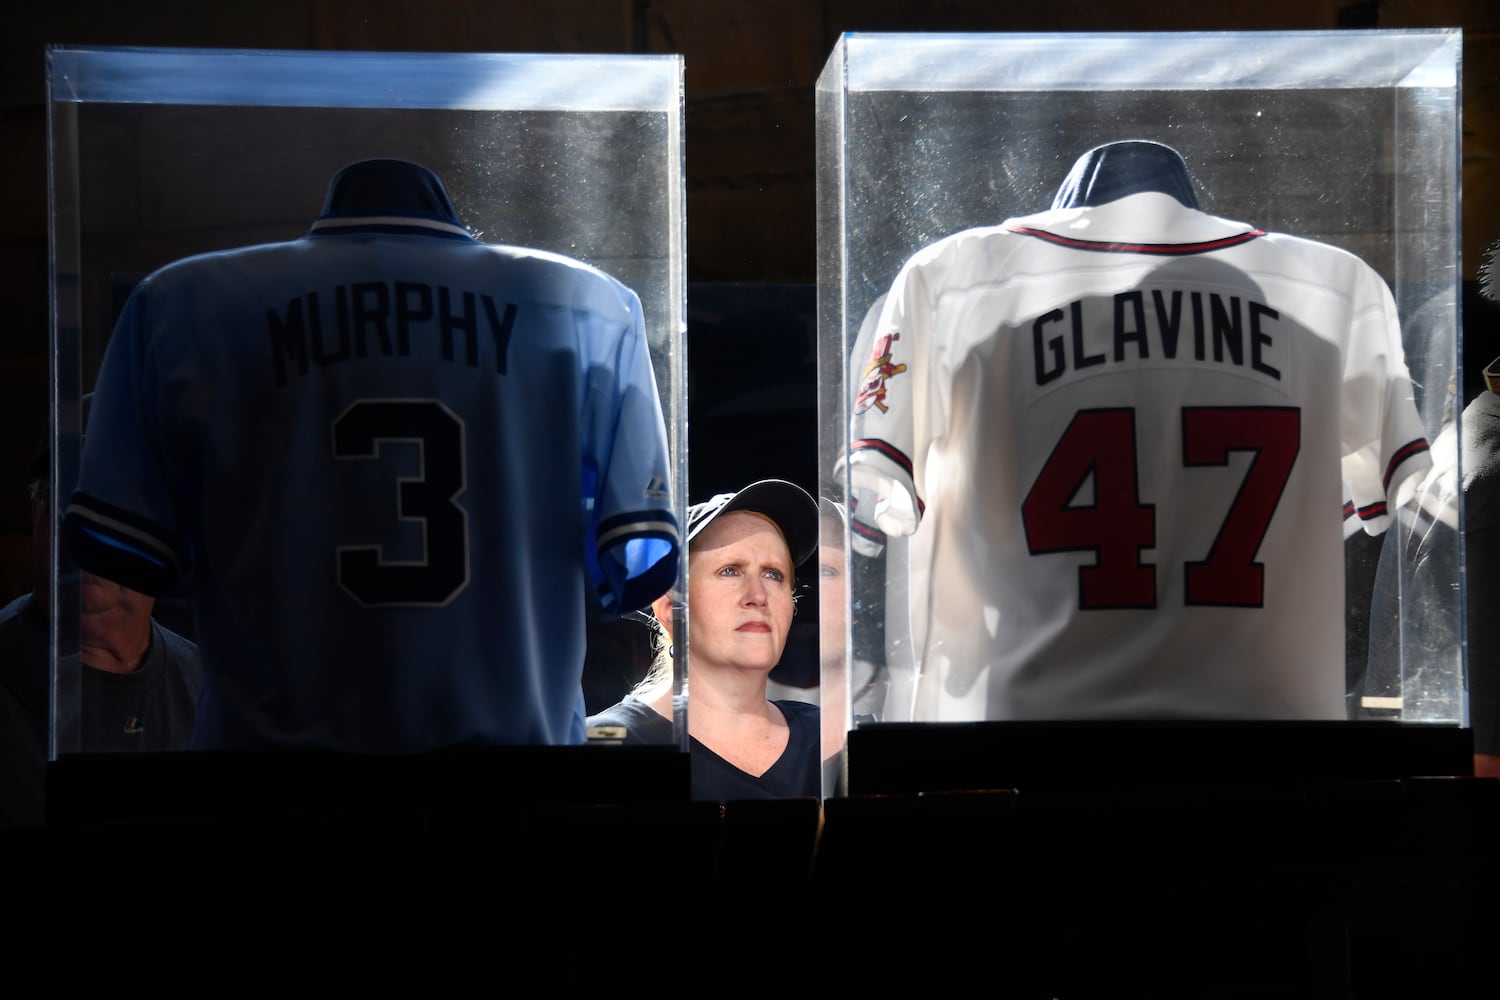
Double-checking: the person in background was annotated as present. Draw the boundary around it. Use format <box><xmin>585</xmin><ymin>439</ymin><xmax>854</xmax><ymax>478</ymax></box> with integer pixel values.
<box><xmin>814</xmin><ymin>494</ymin><xmax>889</xmax><ymax>794</ymax></box>
<box><xmin>586</xmin><ymin>478</ymin><xmax>822</xmax><ymax>802</ymax></box>
<box><xmin>0</xmin><ymin>419</ymin><xmax>203</xmax><ymax>829</ymax></box>
<box><xmin>1357</xmin><ymin>246</ymin><xmax>1500</xmax><ymax>770</ymax></box>
<box><xmin>1469</xmin><ymin>354</ymin><xmax>1500</xmax><ymax>778</ymax></box>
<box><xmin>1467</xmin><ymin>243</ymin><xmax>1500</xmax><ymax>778</ymax></box>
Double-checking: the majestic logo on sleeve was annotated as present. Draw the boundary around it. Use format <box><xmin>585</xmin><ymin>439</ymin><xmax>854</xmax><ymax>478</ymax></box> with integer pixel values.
<box><xmin>854</xmin><ymin>331</ymin><xmax>907</xmax><ymax>415</ymax></box>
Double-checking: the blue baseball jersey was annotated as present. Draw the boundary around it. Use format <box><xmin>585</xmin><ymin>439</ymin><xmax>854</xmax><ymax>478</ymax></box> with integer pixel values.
<box><xmin>66</xmin><ymin>159</ymin><xmax>679</xmax><ymax>753</ymax></box>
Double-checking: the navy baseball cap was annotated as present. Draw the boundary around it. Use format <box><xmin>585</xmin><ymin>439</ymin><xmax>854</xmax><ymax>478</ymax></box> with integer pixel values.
<box><xmin>686</xmin><ymin>479</ymin><xmax>819</xmax><ymax>568</ymax></box>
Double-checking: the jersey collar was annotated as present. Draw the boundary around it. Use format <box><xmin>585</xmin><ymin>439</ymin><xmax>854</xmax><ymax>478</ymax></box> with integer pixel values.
<box><xmin>309</xmin><ymin>158</ymin><xmax>475</xmax><ymax>241</ymax></box>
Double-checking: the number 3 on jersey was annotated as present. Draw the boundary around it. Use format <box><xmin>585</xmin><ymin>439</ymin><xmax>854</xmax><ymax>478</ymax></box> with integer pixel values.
<box><xmin>1021</xmin><ymin>406</ymin><xmax>1299</xmax><ymax>610</ymax></box>
<box><xmin>333</xmin><ymin>398</ymin><xmax>470</xmax><ymax>607</ymax></box>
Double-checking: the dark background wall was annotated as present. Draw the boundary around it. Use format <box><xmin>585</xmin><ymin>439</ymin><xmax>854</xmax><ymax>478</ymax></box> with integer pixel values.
<box><xmin>1</xmin><ymin>0</ymin><xmax>1496</xmax><ymax>601</ymax></box>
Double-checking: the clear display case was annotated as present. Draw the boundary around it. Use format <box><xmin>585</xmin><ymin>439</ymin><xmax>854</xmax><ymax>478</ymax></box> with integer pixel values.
<box><xmin>815</xmin><ymin>30</ymin><xmax>1464</xmax><ymax>794</ymax></box>
<box><xmin>46</xmin><ymin>46</ymin><xmax>687</xmax><ymax>758</ymax></box>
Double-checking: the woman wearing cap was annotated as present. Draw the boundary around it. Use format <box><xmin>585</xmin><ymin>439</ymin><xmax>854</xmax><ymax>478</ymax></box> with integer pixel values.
<box><xmin>585</xmin><ymin>478</ymin><xmax>822</xmax><ymax>801</ymax></box>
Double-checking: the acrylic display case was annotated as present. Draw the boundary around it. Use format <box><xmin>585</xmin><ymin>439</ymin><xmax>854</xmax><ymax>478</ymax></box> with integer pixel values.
<box><xmin>45</xmin><ymin>46</ymin><xmax>688</xmax><ymax>762</ymax></box>
<box><xmin>815</xmin><ymin>30</ymin><xmax>1465</xmax><ymax>795</ymax></box>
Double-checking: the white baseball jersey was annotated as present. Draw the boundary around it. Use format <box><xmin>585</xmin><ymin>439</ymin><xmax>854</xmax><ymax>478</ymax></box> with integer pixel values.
<box><xmin>65</xmin><ymin>159</ymin><xmax>680</xmax><ymax>752</ymax></box>
<box><xmin>845</xmin><ymin>190</ymin><xmax>1431</xmax><ymax>722</ymax></box>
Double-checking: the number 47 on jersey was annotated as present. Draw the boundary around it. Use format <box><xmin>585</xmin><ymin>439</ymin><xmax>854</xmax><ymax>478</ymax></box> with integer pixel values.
<box><xmin>1021</xmin><ymin>405</ymin><xmax>1299</xmax><ymax>611</ymax></box>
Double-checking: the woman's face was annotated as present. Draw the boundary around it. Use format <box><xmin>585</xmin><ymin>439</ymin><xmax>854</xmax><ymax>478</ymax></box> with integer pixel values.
<box><xmin>687</xmin><ymin>510</ymin><xmax>796</xmax><ymax>674</ymax></box>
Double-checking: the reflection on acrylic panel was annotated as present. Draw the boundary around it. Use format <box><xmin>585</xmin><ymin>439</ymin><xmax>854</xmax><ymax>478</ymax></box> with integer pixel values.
<box><xmin>49</xmin><ymin>47</ymin><xmax>686</xmax><ymax>756</ymax></box>
<box><xmin>817</xmin><ymin>32</ymin><xmax>1461</xmax><ymax>729</ymax></box>
<box><xmin>73</xmin><ymin>104</ymin><xmax>676</xmax><ymax>406</ymax></box>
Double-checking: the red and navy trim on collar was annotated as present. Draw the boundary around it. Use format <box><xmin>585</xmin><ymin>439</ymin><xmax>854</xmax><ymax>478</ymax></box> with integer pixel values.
<box><xmin>1008</xmin><ymin>225</ymin><xmax>1266</xmax><ymax>256</ymax></box>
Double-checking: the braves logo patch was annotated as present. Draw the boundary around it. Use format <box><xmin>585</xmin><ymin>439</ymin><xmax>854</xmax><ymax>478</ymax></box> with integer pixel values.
<box><xmin>854</xmin><ymin>330</ymin><xmax>907</xmax><ymax>415</ymax></box>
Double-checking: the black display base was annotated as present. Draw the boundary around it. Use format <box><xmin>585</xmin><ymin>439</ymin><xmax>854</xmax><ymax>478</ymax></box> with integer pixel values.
<box><xmin>43</xmin><ymin>743</ymin><xmax>691</xmax><ymax>831</ymax></box>
<box><xmin>21</xmin><ymin>745</ymin><xmax>708</xmax><ymax>945</ymax></box>
<box><xmin>846</xmin><ymin>719</ymin><xmax>1474</xmax><ymax>797</ymax></box>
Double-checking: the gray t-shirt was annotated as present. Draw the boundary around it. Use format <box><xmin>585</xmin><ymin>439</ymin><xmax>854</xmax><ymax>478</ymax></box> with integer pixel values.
<box><xmin>0</xmin><ymin>592</ymin><xmax>204</xmax><ymax>828</ymax></box>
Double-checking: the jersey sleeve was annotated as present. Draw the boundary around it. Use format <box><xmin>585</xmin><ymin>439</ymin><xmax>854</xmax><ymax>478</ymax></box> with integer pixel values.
<box><xmin>64</xmin><ymin>282</ymin><xmax>192</xmax><ymax>598</ymax></box>
<box><xmin>1339</xmin><ymin>263</ymin><xmax>1433</xmax><ymax>537</ymax></box>
<box><xmin>585</xmin><ymin>284</ymin><xmax>680</xmax><ymax>615</ymax></box>
<box><xmin>845</xmin><ymin>267</ymin><xmax>930</xmax><ymax>539</ymax></box>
